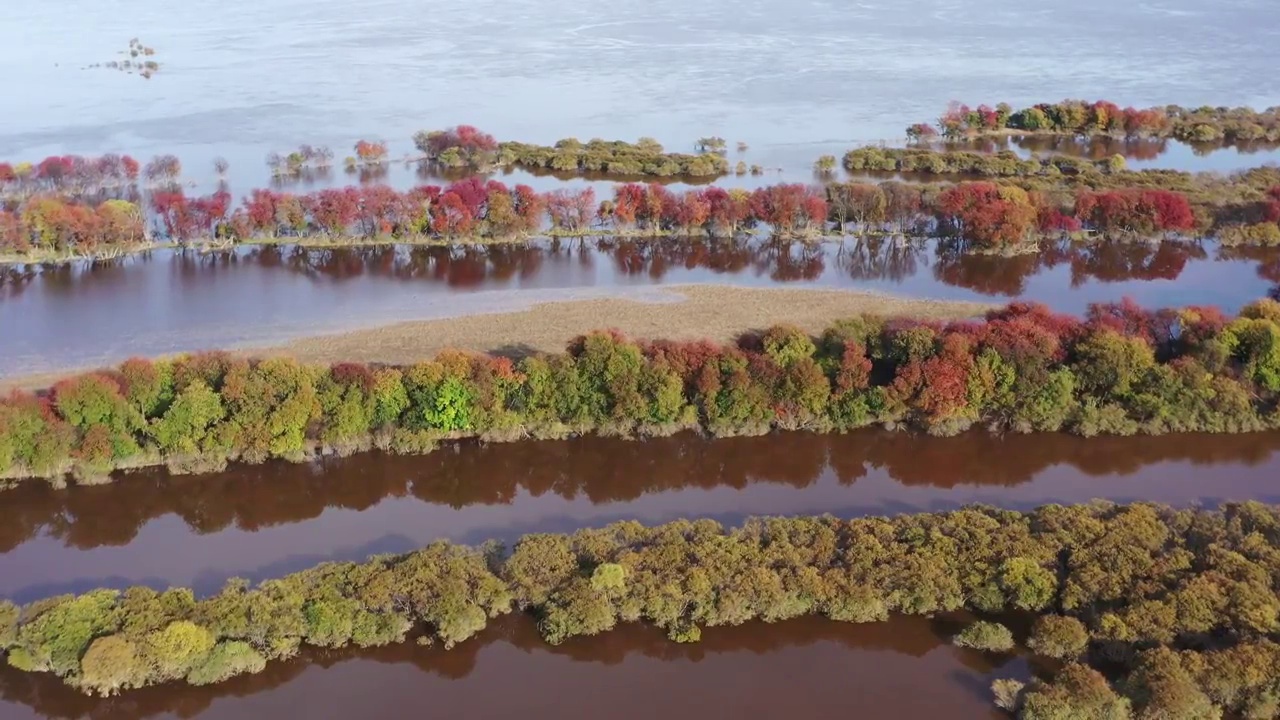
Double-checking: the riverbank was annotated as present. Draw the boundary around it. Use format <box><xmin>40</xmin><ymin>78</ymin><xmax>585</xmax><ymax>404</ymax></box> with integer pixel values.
<box><xmin>0</xmin><ymin>285</ymin><xmax>992</xmax><ymax>391</ymax></box>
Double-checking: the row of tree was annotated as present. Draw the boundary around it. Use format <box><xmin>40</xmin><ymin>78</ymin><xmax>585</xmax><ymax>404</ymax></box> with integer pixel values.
<box><xmin>416</xmin><ymin>125</ymin><xmax>729</xmax><ymax>177</ymax></box>
<box><xmin>915</xmin><ymin>100</ymin><xmax>1280</xmax><ymax>145</ymax></box>
<box><xmin>0</xmin><ymin>154</ymin><xmax>184</xmax><ymax>198</ymax></box>
<box><xmin>6</xmin><ymin>178</ymin><xmax>1265</xmax><ymax>258</ymax></box>
<box><xmin>0</xmin><ymin>181</ymin><xmax>822</xmax><ymax>255</ymax></box>
<box><xmin>2</xmin><ymin>500</ymin><xmax>1279</xmax><ymax>719</ymax></box>
<box><xmin>4</xmin><ymin>296</ymin><xmax>1280</xmax><ymax>482</ymax></box>
<box><xmin>844</xmin><ymin>146</ymin><xmax>1280</xmax><ymax>242</ymax></box>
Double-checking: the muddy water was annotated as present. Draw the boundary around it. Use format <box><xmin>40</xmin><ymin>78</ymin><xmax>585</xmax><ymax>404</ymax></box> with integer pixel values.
<box><xmin>3</xmin><ymin>239</ymin><xmax>1276</xmax><ymax>377</ymax></box>
<box><xmin>0</xmin><ymin>614</ymin><xmax>1019</xmax><ymax>720</ymax></box>
<box><xmin>2</xmin><ymin>429</ymin><xmax>1278</xmax><ymax>603</ymax></box>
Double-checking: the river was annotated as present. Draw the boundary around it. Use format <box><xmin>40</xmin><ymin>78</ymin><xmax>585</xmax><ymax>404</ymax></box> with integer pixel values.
<box><xmin>2</xmin><ymin>429</ymin><xmax>1278</xmax><ymax>602</ymax></box>
<box><xmin>2</xmin><ymin>238</ymin><xmax>1276</xmax><ymax>377</ymax></box>
<box><xmin>0</xmin><ymin>615</ymin><xmax>1017</xmax><ymax>720</ymax></box>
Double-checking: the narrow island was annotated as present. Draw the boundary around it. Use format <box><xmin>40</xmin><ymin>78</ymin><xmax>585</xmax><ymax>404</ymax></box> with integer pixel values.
<box><xmin>0</xmin><ymin>501</ymin><xmax>1277</xmax><ymax>720</ymax></box>
<box><xmin>3</xmin><ymin>294</ymin><xmax>1279</xmax><ymax>485</ymax></box>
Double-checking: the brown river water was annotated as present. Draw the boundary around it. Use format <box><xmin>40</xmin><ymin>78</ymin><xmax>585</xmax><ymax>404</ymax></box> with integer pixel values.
<box><xmin>0</xmin><ymin>614</ymin><xmax>1019</xmax><ymax>720</ymax></box>
<box><xmin>2</xmin><ymin>429</ymin><xmax>1278</xmax><ymax>603</ymax></box>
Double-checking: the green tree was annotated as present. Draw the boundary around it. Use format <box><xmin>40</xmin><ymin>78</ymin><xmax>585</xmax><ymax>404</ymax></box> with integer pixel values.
<box><xmin>149</xmin><ymin>380</ymin><xmax>226</xmax><ymax>454</ymax></box>
<box><xmin>185</xmin><ymin>640</ymin><xmax>267</xmax><ymax>685</ymax></box>
<box><xmin>142</xmin><ymin>621</ymin><xmax>216</xmax><ymax>682</ymax></box>
<box><xmin>999</xmin><ymin>557</ymin><xmax>1058</xmax><ymax>611</ymax></box>
<box><xmin>954</xmin><ymin>620</ymin><xmax>1015</xmax><ymax>652</ymax></box>
<box><xmin>9</xmin><ymin>590</ymin><xmax>120</xmax><ymax>675</ymax></box>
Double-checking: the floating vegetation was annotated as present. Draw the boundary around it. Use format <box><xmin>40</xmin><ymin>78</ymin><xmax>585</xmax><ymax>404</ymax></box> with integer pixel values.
<box><xmin>87</xmin><ymin>38</ymin><xmax>161</xmax><ymax>79</ymax></box>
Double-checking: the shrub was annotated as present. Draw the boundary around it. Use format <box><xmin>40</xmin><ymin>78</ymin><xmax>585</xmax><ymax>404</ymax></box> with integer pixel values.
<box><xmin>1020</xmin><ymin>664</ymin><xmax>1132</xmax><ymax>720</ymax></box>
<box><xmin>185</xmin><ymin>640</ymin><xmax>267</xmax><ymax>685</ymax></box>
<box><xmin>953</xmin><ymin>621</ymin><xmax>1015</xmax><ymax>652</ymax></box>
<box><xmin>1028</xmin><ymin>615</ymin><xmax>1090</xmax><ymax>659</ymax></box>
<box><xmin>78</xmin><ymin>635</ymin><xmax>142</xmax><ymax>695</ymax></box>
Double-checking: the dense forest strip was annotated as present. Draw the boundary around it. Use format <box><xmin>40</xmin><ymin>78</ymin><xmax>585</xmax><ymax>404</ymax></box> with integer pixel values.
<box><xmin>908</xmin><ymin>100</ymin><xmax>1280</xmax><ymax>145</ymax></box>
<box><xmin>1</xmin><ymin>501</ymin><xmax>1278</xmax><ymax>720</ymax></box>
<box><xmin>3</xmin><ymin>294</ymin><xmax>1280</xmax><ymax>484</ymax></box>
<box><xmin>5</xmin><ymin>164</ymin><xmax>1280</xmax><ymax>265</ymax></box>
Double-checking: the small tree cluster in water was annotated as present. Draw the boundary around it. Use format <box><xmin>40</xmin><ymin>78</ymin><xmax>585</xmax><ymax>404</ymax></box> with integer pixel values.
<box><xmin>913</xmin><ymin>99</ymin><xmax>1280</xmax><ymax>145</ymax></box>
<box><xmin>0</xmin><ymin>154</ymin><xmax>142</xmax><ymax>198</ymax></box>
<box><xmin>844</xmin><ymin>146</ymin><xmax>1280</xmax><ymax>246</ymax></box>
<box><xmin>415</xmin><ymin>125</ymin><xmax>729</xmax><ymax>178</ymax></box>
<box><xmin>2</xmin><ymin>501</ymin><xmax>1280</xmax><ymax>719</ymax></box>
<box><xmin>86</xmin><ymin>38</ymin><xmax>159</xmax><ymax>79</ymax></box>
<box><xmin>5</xmin><ymin>296</ymin><xmax>1280</xmax><ymax>482</ymax></box>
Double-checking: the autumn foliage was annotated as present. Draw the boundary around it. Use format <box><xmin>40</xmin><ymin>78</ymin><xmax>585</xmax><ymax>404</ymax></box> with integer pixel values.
<box><xmin>4</xmin><ymin>296</ymin><xmax>1280</xmax><ymax>481</ymax></box>
<box><xmin>936</xmin><ymin>182</ymin><xmax>1039</xmax><ymax>246</ymax></box>
<box><xmin>1074</xmin><ymin>188</ymin><xmax>1197</xmax><ymax>235</ymax></box>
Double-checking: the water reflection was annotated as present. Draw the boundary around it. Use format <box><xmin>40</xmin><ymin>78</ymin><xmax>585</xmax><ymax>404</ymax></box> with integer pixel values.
<box><xmin>0</xmin><ymin>614</ymin><xmax>1014</xmax><ymax>720</ymax></box>
<box><xmin>4</xmin><ymin>237</ymin><xmax>1278</xmax><ymax>377</ymax></box>
<box><xmin>3</xmin><ymin>236</ymin><xmax>1276</xmax><ymax>299</ymax></box>
<box><xmin>937</xmin><ymin>134</ymin><xmax>1280</xmax><ymax>171</ymax></box>
<box><xmin>2</xmin><ymin>430</ymin><xmax>1279</xmax><ymax>601</ymax></box>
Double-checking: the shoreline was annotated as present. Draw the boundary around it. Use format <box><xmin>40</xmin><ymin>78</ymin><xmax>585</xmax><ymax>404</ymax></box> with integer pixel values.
<box><xmin>0</xmin><ymin>284</ymin><xmax>994</xmax><ymax>391</ymax></box>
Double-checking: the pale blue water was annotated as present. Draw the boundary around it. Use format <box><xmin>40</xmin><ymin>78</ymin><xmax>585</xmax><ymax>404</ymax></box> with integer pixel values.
<box><xmin>1</xmin><ymin>0</ymin><xmax>1279</xmax><ymax>189</ymax></box>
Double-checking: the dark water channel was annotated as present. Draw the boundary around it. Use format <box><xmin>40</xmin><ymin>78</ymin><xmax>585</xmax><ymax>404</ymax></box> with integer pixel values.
<box><xmin>0</xmin><ymin>614</ymin><xmax>1017</xmax><ymax>720</ymax></box>
<box><xmin>3</xmin><ymin>238</ymin><xmax>1277</xmax><ymax>377</ymax></box>
<box><xmin>0</xmin><ymin>426</ymin><xmax>1276</xmax><ymax>718</ymax></box>
<box><xmin>2</xmin><ymin>429</ymin><xmax>1278</xmax><ymax>602</ymax></box>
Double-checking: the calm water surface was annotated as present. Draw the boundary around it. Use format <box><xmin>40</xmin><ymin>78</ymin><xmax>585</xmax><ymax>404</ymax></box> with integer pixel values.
<box><xmin>1</xmin><ymin>0</ymin><xmax>1278</xmax><ymax>187</ymax></box>
<box><xmin>2</xmin><ymin>238</ymin><xmax>1275</xmax><ymax>376</ymax></box>
<box><xmin>2</xmin><ymin>430</ymin><xmax>1278</xmax><ymax>602</ymax></box>
<box><xmin>0</xmin><ymin>615</ymin><xmax>1017</xmax><ymax>720</ymax></box>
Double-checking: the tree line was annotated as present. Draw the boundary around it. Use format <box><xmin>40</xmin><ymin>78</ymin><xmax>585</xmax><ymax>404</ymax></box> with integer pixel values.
<box><xmin>912</xmin><ymin>100</ymin><xmax>1280</xmax><ymax>145</ymax></box>
<box><xmin>845</xmin><ymin>146</ymin><xmax>1280</xmax><ymax>246</ymax></box>
<box><xmin>5</xmin><ymin>170</ymin><xmax>1280</xmax><ymax>260</ymax></box>
<box><xmin>414</xmin><ymin>125</ymin><xmax>729</xmax><ymax>177</ymax></box>
<box><xmin>4</xmin><ymin>295</ymin><xmax>1280</xmax><ymax>483</ymax></box>
<box><xmin>1</xmin><ymin>500</ymin><xmax>1279</xmax><ymax>720</ymax></box>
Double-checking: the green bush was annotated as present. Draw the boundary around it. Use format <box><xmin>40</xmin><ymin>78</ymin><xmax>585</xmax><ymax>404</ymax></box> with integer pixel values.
<box><xmin>953</xmin><ymin>620</ymin><xmax>1015</xmax><ymax>652</ymax></box>
<box><xmin>185</xmin><ymin>640</ymin><xmax>266</xmax><ymax>685</ymax></box>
